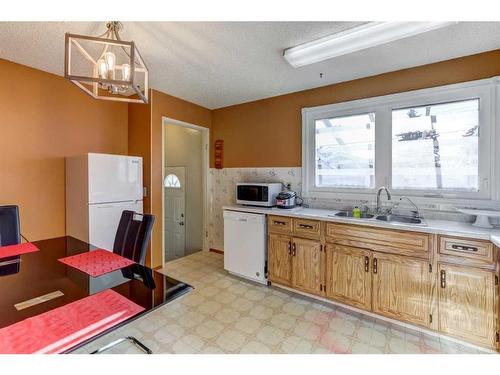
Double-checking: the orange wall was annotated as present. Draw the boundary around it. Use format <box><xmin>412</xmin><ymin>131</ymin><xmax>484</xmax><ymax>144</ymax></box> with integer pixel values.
<box><xmin>128</xmin><ymin>89</ymin><xmax>212</xmax><ymax>267</ymax></box>
<box><xmin>150</xmin><ymin>89</ymin><xmax>212</xmax><ymax>267</ymax></box>
<box><xmin>0</xmin><ymin>59</ymin><xmax>128</xmax><ymax>241</ymax></box>
<box><xmin>128</xmin><ymin>102</ymin><xmax>151</xmax><ymax>214</ymax></box>
<box><xmin>212</xmin><ymin>49</ymin><xmax>500</xmax><ymax>168</ymax></box>
<box><xmin>128</xmin><ymin>102</ymin><xmax>152</xmax><ymax>265</ymax></box>
<box><xmin>6</xmin><ymin>48</ymin><xmax>500</xmax><ymax>267</ymax></box>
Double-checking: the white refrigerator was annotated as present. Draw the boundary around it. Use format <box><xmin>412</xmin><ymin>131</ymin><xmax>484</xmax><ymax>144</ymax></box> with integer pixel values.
<box><xmin>66</xmin><ymin>153</ymin><xmax>143</xmax><ymax>251</ymax></box>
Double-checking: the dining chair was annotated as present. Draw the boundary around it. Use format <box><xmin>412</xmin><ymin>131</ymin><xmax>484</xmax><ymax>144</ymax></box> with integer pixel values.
<box><xmin>0</xmin><ymin>205</ymin><xmax>21</xmax><ymax>246</ymax></box>
<box><xmin>112</xmin><ymin>210</ymin><xmax>155</xmax><ymax>266</ymax></box>
<box><xmin>0</xmin><ymin>205</ymin><xmax>22</xmax><ymax>275</ymax></box>
<box><xmin>91</xmin><ymin>210</ymin><xmax>155</xmax><ymax>354</ymax></box>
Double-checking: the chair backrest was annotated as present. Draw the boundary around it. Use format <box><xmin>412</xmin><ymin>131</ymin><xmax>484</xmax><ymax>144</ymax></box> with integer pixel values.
<box><xmin>0</xmin><ymin>205</ymin><xmax>21</xmax><ymax>246</ymax></box>
<box><xmin>113</xmin><ymin>210</ymin><xmax>155</xmax><ymax>265</ymax></box>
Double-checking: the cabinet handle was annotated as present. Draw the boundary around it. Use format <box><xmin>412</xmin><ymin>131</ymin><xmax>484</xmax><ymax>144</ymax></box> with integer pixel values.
<box><xmin>440</xmin><ymin>270</ymin><xmax>446</xmax><ymax>288</ymax></box>
<box><xmin>287</xmin><ymin>241</ymin><xmax>292</xmax><ymax>255</ymax></box>
<box><xmin>364</xmin><ymin>256</ymin><xmax>370</xmax><ymax>272</ymax></box>
<box><xmin>451</xmin><ymin>244</ymin><xmax>478</xmax><ymax>252</ymax></box>
<box><xmin>298</xmin><ymin>224</ymin><xmax>314</xmax><ymax>229</ymax></box>
<box><xmin>292</xmin><ymin>243</ymin><xmax>296</xmax><ymax>256</ymax></box>
<box><xmin>373</xmin><ymin>258</ymin><xmax>377</xmax><ymax>274</ymax></box>
<box><xmin>273</xmin><ymin>221</ymin><xmax>286</xmax><ymax>226</ymax></box>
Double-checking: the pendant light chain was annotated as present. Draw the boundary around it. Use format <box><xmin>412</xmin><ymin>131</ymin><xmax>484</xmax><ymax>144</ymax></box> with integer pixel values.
<box><xmin>105</xmin><ymin>21</ymin><xmax>123</xmax><ymax>40</ymax></box>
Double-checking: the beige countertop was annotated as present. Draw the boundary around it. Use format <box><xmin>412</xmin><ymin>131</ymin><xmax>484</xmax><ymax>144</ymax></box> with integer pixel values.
<box><xmin>223</xmin><ymin>205</ymin><xmax>500</xmax><ymax>246</ymax></box>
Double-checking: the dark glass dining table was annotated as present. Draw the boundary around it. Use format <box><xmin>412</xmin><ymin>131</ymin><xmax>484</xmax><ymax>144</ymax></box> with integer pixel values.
<box><xmin>0</xmin><ymin>236</ymin><xmax>192</xmax><ymax>353</ymax></box>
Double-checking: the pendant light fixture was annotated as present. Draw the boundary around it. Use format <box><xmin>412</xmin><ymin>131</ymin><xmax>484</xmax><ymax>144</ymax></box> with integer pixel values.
<box><xmin>64</xmin><ymin>21</ymin><xmax>149</xmax><ymax>103</ymax></box>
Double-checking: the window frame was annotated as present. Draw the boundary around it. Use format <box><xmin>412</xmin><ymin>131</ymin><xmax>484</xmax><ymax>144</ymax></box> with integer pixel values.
<box><xmin>302</xmin><ymin>77</ymin><xmax>497</xmax><ymax>202</ymax></box>
<box><xmin>164</xmin><ymin>173</ymin><xmax>182</xmax><ymax>189</ymax></box>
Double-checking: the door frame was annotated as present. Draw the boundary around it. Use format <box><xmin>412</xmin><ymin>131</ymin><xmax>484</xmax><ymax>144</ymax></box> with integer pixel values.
<box><xmin>162</xmin><ymin>117</ymin><xmax>210</xmax><ymax>265</ymax></box>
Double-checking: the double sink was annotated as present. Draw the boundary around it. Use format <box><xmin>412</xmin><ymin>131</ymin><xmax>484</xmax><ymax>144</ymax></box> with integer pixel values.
<box><xmin>332</xmin><ymin>211</ymin><xmax>425</xmax><ymax>225</ymax></box>
<box><xmin>327</xmin><ymin>187</ymin><xmax>426</xmax><ymax>226</ymax></box>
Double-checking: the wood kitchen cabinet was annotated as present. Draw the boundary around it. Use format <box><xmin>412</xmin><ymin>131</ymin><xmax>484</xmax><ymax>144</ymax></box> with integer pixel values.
<box><xmin>268</xmin><ymin>233</ymin><xmax>293</xmax><ymax>286</ymax></box>
<box><xmin>266</xmin><ymin>214</ymin><xmax>500</xmax><ymax>351</ymax></box>
<box><xmin>324</xmin><ymin>245</ymin><xmax>431</xmax><ymax>327</ymax></box>
<box><xmin>268</xmin><ymin>234</ymin><xmax>322</xmax><ymax>294</ymax></box>
<box><xmin>438</xmin><ymin>263</ymin><xmax>498</xmax><ymax>348</ymax></box>
<box><xmin>325</xmin><ymin>244</ymin><xmax>372</xmax><ymax>310</ymax></box>
<box><xmin>291</xmin><ymin>237</ymin><xmax>322</xmax><ymax>295</ymax></box>
<box><xmin>372</xmin><ymin>252</ymin><xmax>431</xmax><ymax>327</ymax></box>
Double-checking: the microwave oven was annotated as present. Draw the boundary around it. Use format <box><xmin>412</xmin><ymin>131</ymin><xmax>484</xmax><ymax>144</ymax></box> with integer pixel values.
<box><xmin>236</xmin><ymin>183</ymin><xmax>282</xmax><ymax>207</ymax></box>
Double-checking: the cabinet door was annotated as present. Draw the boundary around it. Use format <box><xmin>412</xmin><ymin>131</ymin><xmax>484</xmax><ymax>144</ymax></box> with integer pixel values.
<box><xmin>268</xmin><ymin>234</ymin><xmax>292</xmax><ymax>286</ymax></box>
<box><xmin>438</xmin><ymin>264</ymin><xmax>497</xmax><ymax>348</ymax></box>
<box><xmin>325</xmin><ymin>244</ymin><xmax>372</xmax><ymax>310</ymax></box>
<box><xmin>372</xmin><ymin>253</ymin><xmax>431</xmax><ymax>327</ymax></box>
<box><xmin>292</xmin><ymin>237</ymin><xmax>322</xmax><ymax>295</ymax></box>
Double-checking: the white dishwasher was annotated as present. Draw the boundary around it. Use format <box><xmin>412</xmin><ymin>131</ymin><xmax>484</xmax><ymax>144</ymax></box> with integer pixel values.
<box><xmin>223</xmin><ymin>210</ymin><xmax>267</xmax><ymax>284</ymax></box>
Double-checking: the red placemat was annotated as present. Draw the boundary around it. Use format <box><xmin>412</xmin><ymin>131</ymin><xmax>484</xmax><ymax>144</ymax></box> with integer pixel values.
<box><xmin>58</xmin><ymin>249</ymin><xmax>135</xmax><ymax>277</ymax></box>
<box><xmin>0</xmin><ymin>242</ymin><xmax>39</xmax><ymax>259</ymax></box>
<box><xmin>0</xmin><ymin>289</ymin><xmax>145</xmax><ymax>354</ymax></box>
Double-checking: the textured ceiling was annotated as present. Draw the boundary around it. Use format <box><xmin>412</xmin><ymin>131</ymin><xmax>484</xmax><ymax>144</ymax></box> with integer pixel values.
<box><xmin>1</xmin><ymin>22</ymin><xmax>500</xmax><ymax>109</ymax></box>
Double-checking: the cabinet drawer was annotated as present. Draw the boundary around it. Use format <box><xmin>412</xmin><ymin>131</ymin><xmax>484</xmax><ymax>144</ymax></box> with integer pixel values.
<box><xmin>325</xmin><ymin>223</ymin><xmax>429</xmax><ymax>258</ymax></box>
<box><xmin>268</xmin><ymin>215</ymin><xmax>292</xmax><ymax>234</ymax></box>
<box><xmin>439</xmin><ymin>236</ymin><xmax>493</xmax><ymax>265</ymax></box>
<box><xmin>293</xmin><ymin>218</ymin><xmax>321</xmax><ymax>239</ymax></box>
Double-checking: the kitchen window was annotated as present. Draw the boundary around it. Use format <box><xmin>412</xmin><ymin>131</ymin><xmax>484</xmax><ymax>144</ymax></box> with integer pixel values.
<box><xmin>315</xmin><ymin>112</ymin><xmax>375</xmax><ymax>189</ymax></box>
<box><xmin>302</xmin><ymin>78</ymin><xmax>495</xmax><ymax>201</ymax></box>
<box><xmin>392</xmin><ymin>99</ymin><xmax>479</xmax><ymax>192</ymax></box>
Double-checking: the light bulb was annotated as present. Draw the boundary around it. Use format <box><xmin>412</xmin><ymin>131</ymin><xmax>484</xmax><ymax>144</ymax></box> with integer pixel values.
<box><xmin>104</xmin><ymin>51</ymin><xmax>116</xmax><ymax>79</ymax></box>
<box><xmin>97</xmin><ymin>59</ymin><xmax>107</xmax><ymax>79</ymax></box>
<box><xmin>121</xmin><ymin>63</ymin><xmax>131</xmax><ymax>81</ymax></box>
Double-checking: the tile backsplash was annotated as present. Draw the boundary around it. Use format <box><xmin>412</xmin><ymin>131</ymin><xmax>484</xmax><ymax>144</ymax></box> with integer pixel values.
<box><xmin>208</xmin><ymin>166</ymin><xmax>499</xmax><ymax>250</ymax></box>
<box><xmin>208</xmin><ymin>167</ymin><xmax>301</xmax><ymax>250</ymax></box>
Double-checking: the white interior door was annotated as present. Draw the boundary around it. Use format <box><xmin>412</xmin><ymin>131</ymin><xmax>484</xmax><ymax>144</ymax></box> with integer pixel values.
<box><xmin>164</xmin><ymin>167</ymin><xmax>186</xmax><ymax>261</ymax></box>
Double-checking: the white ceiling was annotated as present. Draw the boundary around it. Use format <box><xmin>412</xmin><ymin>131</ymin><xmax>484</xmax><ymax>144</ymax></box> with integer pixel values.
<box><xmin>1</xmin><ymin>22</ymin><xmax>500</xmax><ymax>109</ymax></box>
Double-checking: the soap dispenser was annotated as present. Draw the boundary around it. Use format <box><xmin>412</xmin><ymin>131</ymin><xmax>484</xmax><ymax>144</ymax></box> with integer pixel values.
<box><xmin>352</xmin><ymin>206</ymin><xmax>361</xmax><ymax>218</ymax></box>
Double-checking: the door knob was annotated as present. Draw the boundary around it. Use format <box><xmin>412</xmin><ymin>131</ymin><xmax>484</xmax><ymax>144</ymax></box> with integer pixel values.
<box><xmin>179</xmin><ymin>221</ymin><xmax>184</xmax><ymax>226</ymax></box>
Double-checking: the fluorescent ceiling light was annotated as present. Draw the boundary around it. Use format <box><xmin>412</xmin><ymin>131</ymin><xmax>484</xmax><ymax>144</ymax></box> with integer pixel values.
<box><xmin>283</xmin><ymin>22</ymin><xmax>457</xmax><ymax>68</ymax></box>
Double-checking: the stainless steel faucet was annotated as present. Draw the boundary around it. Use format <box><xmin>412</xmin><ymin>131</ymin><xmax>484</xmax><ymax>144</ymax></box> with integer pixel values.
<box><xmin>376</xmin><ymin>186</ymin><xmax>392</xmax><ymax>214</ymax></box>
<box><xmin>399</xmin><ymin>196</ymin><xmax>421</xmax><ymax>218</ymax></box>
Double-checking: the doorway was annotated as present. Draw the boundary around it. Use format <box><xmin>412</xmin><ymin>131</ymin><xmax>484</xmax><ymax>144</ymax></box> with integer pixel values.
<box><xmin>162</xmin><ymin>118</ymin><xmax>209</xmax><ymax>263</ymax></box>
